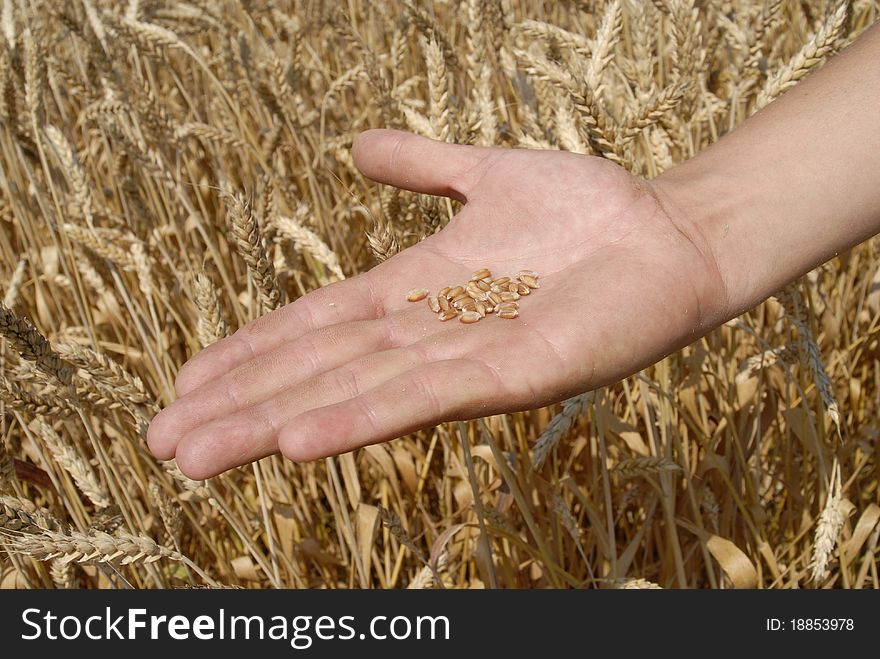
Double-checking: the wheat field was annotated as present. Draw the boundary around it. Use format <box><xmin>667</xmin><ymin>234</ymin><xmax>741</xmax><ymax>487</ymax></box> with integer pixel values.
<box><xmin>1</xmin><ymin>0</ymin><xmax>879</xmax><ymax>589</ymax></box>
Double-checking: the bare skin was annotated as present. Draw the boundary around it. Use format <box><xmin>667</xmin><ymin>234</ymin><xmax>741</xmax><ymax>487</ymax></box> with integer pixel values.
<box><xmin>149</xmin><ymin>22</ymin><xmax>880</xmax><ymax>480</ymax></box>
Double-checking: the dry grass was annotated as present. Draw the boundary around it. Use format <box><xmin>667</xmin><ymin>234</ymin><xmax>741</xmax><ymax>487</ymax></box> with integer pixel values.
<box><xmin>1</xmin><ymin>0</ymin><xmax>879</xmax><ymax>589</ymax></box>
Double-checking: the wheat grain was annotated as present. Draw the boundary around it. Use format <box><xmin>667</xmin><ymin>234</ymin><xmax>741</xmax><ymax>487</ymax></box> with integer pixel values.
<box><xmin>406</xmin><ymin>288</ymin><xmax>428</xmax><ymax>302</ymax></box>
<box><xmin>471</xmin><ymin>268</ymin><xmax>491</xmax><ymax>280</ymax></box>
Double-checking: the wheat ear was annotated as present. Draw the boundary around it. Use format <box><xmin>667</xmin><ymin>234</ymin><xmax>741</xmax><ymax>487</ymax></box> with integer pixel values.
<box><xmin>532</xmin><ymin>392</ymin><xmax>592</xmax><ymax>469</ymax></box>
<box><xmin>226</xmin><ymin>193</ymin><xmax>283</xmax><ymax>312</ymax></box>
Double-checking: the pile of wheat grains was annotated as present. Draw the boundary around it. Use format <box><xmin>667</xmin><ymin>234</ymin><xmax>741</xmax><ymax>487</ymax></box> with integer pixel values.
<box><xmin>407</xmin><ymin>268</ymin><xmax>539</xmax><ymax>322</ymax></box>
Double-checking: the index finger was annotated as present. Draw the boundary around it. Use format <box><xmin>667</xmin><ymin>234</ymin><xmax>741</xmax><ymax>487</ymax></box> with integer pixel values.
<box><xmin>175</xmin><ymin>273</ymin><xmax>382</xmax><ymax>396</ymax></box>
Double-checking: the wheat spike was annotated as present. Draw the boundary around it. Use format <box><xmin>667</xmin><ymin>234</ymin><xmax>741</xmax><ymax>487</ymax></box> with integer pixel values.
<box><xmin>517</xmin><ymin>48</ymin><xmax>623</xmax><ymax>165</ymax></box>
<box><xmin>194</xmin><ymin>272</ymin><xmax>228</xmax><ymax>348</ymax></box>
<box><xmin>2</xmin><ymin>258</ymin><xmax>27</xmax><ymax>309</ymax></box>
<box><xmin>1</xmin><ymin>495</ymin><xmax>65</xmax><ymax>534</ymax></box>
<box><xmin>422</xmin><ymin>36</ymin><xmax>452</xmax><ymax>142</ymax></box>
<box><xmin>378</xmin><ymin>505</ymin><xmax>427</xmax><ymax>565</ymax></box>
<box><xmin>612</xmin><ymin>456</ymin><xmax>682</xmax><ymax>479</ymax></box>
<box><xmin>226</xmin><ymin>193</ymin><xmax>283</xmax><ymax>312</ymax></box>
<box><xmin>756</xmin><ymin>2</ymin><xmax>849</xmax><ymax>108</ymax></box>
<box><xmin>532</xmin><ymin>393</ymin><xmax>592</xmax><ymax>469</ymax></box>
<box><xmin>0</xmin><ymin>439</ymin><xmax>15</xmax><ymax>492</ymax></box>
<box><xmin>810</xmin><ymin>458</ymin><xmax>846</xmax><ymax>582</ymax></box>
<box><xmin>37</xmin><ymin>420</ymin><xmax>110</xmax><ymax>509</ymax></box>
<box><xmin>587</xmin><ymin>0</ymin><xmax>623</xmax><ymax>96</ymax></box>
<box><xmin>612</xmin><ymin>577</ymin><xmax>663</xmax><ymax>589</ymax></box>
<box><xmin>0</xmin><ymin>301</ymin><xmax>73</xmax><ymax>386</ymax></box>
<box><xmin>776</xmin><ymin>285</ymin><xmax>842</xmax><ymax>437</ymax></box>
<box><xmin>149</xmin><ymin>478</ymin><xmax>183</xmax><ymax>547</ymax></box>
<box><xmin>0</xmin><ymin>374</ymin><xmax>74</xmax><ymax>417</ymax></box>
<box><xmin>273</xmin><ymin>214</ymin><xmax>345</xmax><ymax>281</ymax></box>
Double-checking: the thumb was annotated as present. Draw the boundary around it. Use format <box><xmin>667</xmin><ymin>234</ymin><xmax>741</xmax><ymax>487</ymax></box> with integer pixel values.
<box><xmin>352</xmin><ymin>129</ymin><xmax>490</xmax><ymax>202</ymax></box>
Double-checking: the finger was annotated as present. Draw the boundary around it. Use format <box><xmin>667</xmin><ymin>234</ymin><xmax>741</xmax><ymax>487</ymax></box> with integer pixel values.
<box><xmin>175</xmin><ymin>273</ymin><xmax>381</xmax><ymax>397</ymax></box>
<box><xmin>277</xmin><ymin>359</ymin><xmax>500</xmax><ymax>462</ymax></box>
<box><xmin>148</xmin><ymin>315</ymin><xmax>412</xmax><ymax>460</ymax></box>
<box><xmin>172</xmin><ymin>345</ymin><xmax>431</xmax><ymax>479</ymax></box>
<box><xmin>352</xmin><ymin>129</ymin><xmax>491</xmax><ymax>202</ymax></box>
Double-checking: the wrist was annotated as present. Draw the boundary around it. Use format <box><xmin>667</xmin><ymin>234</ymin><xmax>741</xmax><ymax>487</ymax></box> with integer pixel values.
<box><xmin>648</xmin><ymin>164</ymin><xmax>740</xmax><ymax>330</ymax></box>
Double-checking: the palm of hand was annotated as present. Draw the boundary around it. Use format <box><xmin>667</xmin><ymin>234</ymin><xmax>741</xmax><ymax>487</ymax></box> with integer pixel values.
<box><xmin>148</xmin><ymin>130</ymin><xmax>724</xmax><ymax>478</ymax></box>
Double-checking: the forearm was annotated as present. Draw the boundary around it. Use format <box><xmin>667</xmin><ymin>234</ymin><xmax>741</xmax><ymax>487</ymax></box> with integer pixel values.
<box><xmin>655</xmin><ymin>21</ymin><xmax>880</xmax><ymax>321</ymax></box>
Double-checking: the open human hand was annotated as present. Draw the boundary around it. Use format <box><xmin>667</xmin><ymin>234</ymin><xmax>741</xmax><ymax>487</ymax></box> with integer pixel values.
<box><xmin>148</xmin><ymin>129</ymin><xmax>728</xmax><ymax>479</ymax></box>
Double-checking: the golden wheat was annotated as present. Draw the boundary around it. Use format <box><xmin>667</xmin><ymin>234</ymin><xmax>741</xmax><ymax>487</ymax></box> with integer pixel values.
<box><xmin>0</xmin><ymin>0</ymin><xmax>877</xmax><ymax>590</ymax></box>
